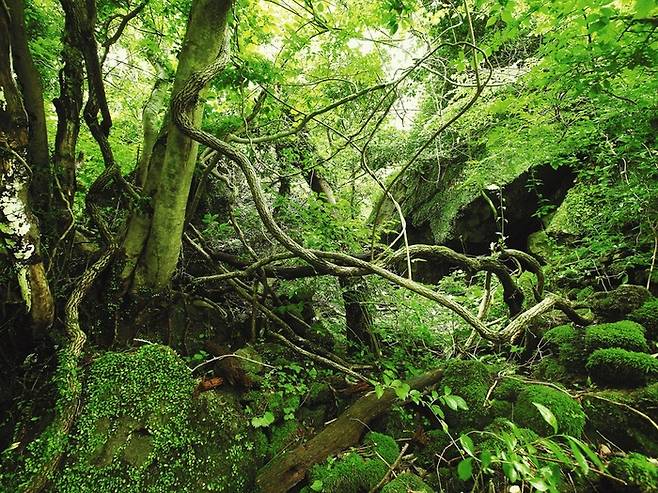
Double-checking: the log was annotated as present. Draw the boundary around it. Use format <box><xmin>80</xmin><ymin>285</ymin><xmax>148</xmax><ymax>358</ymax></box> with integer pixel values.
<box><xmin>255</xmin><ymin>367</ymin><xmax>445</xmax><ymax>493</ymax></box>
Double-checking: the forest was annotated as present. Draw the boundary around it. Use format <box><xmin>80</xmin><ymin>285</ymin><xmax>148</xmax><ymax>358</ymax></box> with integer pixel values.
<box><xmin>1</xmin><ymin>0</ymin><xmax>657</xmax><ymax>491</ymax></box>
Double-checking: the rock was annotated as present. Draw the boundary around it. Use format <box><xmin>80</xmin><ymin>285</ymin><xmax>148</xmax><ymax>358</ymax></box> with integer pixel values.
<box><xmin>54</xmin><ymin>344</ymin><xmax>262</xmax><ymax>492</ymax></box>
<box><xmin>527</xmin><ymin>230</ymin><xmax>553</xmax><ymax>262</ymax></box>
<box><xmin>514</xmin><ymin>384</ymin><xmax>586</xmax><ymax>437</ymax></box>
<box><xmin>587</xmin><ymin>285</ymin><xmax>652</xmax><ymax>322</ymax></box>
<box><xmin>586</xmin><ymin>348</ymin><xmax>658</xmax><ymax>388</ymax></box>
<box><xmin>583</xmin><ymin>388</ymin><xmax>658</xmax><ymax>456</ymax></box>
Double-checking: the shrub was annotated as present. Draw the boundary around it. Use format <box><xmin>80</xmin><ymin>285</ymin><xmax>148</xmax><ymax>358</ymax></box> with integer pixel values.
<box><xmin>584</xmin><ymin>320</ymin><xmax>649</xmax><ymax>353</ymax></box>
<box><xmin>629</xmin><ymin>298</ymin><xmax>658</xmax><ymax>342</ymax></box>
<box><xmin>586</xmin><ymin>348</ymin><xmax>658</xmax><ymax>387</ymax></box>
<box><xmin>514</xmin><ymin>385</ymin><xmax>586</xmax><ymax>437</ymax></box>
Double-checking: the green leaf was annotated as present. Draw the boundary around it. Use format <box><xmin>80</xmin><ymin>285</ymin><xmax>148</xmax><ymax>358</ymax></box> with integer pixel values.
<box><xmin>502</xmin><ymin>461</ymin><xmax>518</xmax><ymax>483</ymax></box>
<box><xmin>533</xmin><ymin>402</ymin><xmax>558</xmax><ymax>434</ymax></box>
<box><xmin>394</xmin><ymin>383</ymin><xmax>411</xmax><ymax>400</ymax></box>
<box><xmin>459</xmin><ymin>434</ymin><xmax>475</xmax><ymax>457</ymax></box>
<box><xmin>375</xmin><ymin>384</ymin><xmax>384</xmax><ymax>399</ymax></box>
<box><xmin>635</xmin><ymin>0</ymin><xmax>656</xmax><ymax>18</ymax></box>
<box><xmin>251</xmin><ymin>411</ymin><xmax>275</xmax><ymax>428</ymax></box>
<box><xmin>529</xmin><ymin>478</ymin><xmax>549</xmax><ymax>491</ymax></box>
<box><xmin>310</xmin><ymin>480</ymin><xmax>323</xmax><ymax>492</ymax></box>
<box><xmin>567</xmin><ymin>437</ymin><xmax>589</xmax><ymax>475</ymax></box>
<box><xmin>457</xmin><ymin>457</ymin><xmax>473</xmax><ymax>481</ymax></box>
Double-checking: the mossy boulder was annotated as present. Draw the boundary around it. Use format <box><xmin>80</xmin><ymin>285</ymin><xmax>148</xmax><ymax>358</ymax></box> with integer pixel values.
<box><xmin>363</xmin><ymin>432</ymin><xmax>400</xmax><ymax>463</ymax></box>
<box><xmin>586</xmin><ymin>348</ymin><xmax>658</xmax><ymax>387</ymax></box>
<box><xmin>301</xmin><ymin>432</ymin><xmax>399</xmax><ymax>493</ymax></box>
<box><xmin>532</xmin><ymin>357</ymin><xmax>569</xmax><ymax>383</ymax></box>
<box><xmin>527</xmin><ymin>230</ymin><xmax>553</xmax><ymax>263</ymax></box>
<box><xmin>584</xmin><ymin>321</ymin><xmax>649</xmax><ymax>354</ymax></box>
<box><xmin>53</xmin><ymin>344</ymin><xmax>260</xmax><ymax>492</ymax></box>
<box><xmin>381</xmin><ymin>472</ymin><xmax>434</xmax><ymax>493</ymax></box>
<box><xmin>629</xmin><ymin>298</ymin><xmax>658</xmax><ymax>342</ymax></box>
<box><xmin>605</xmin><ymin>453</ymin><xmax>658</xmax><ymax>493</ymax></box>
<box><xmin>514</xmin><ymin>385</ymin><xmax>585</xmax><ymax>437</ymax></box>
<box><xmin>415</xmin><ymin>429</ymin><xmax>456</xmax><ymax>469</ymax></box>
<box><xmin>267</xmin><ymin>420</ymin><xmax>300</xmax><ymax>459</ymax></box>
<box><xmin>587</xmin><ymin>285</ymin><xmax>652</xmax><ymax>322</ymax></box>
<box><xmin>543</xmin><ymin>324</ymin><xmax>587</xmax><ymax>372</ymax></box>
<box><xmin>441</xmin><ymin>359</ymin><xmax>493</xmax><ymax>431</ymax></box>
<box><xmin>582</xmin><ymin>389</ymin><xmax>658</xmax><ymax>456</ymax></box>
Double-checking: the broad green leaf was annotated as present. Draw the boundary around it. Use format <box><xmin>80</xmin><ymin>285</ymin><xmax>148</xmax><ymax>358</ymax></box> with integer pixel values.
<box><xmin>457</xmin><ymin>457</ymin><xmax>473</xmax><ymax>481</ymax></box>
<box><xmin>310</xmin><ymin>480</ymin><xmax>323</xmax><ymax>491</ymax></box>
<box><xmin>375</xmin><ymin>384</ymin><xmax>384</xmax><ymax>399</ymax></box>
<box><xmin>459</xmin><ymin>434</ymin><xmax>475</xmax><ymax>457</ymax></box>
<box><xmin>251</xmin><ymin>411</ymin><xmax>275</xmax><ymax>428</ymax></box>
<box><xmin>533</xmin><ymin>402</ymin><xmax>558</xmax><ymax>434</ymax></box>
<box><xmin>529</xmin><ymin>478</ymin><xmax>549</xmax><ymax>491</ymax></box>
<box><xmin>394</xmin><ymin>383</ymin><xmax>411</xmax><ymax>400</ymax></box>
<box><xmin>568</xmin><ymin>437</ymin><xmax>589</xmax><ymax>475</ymax></box>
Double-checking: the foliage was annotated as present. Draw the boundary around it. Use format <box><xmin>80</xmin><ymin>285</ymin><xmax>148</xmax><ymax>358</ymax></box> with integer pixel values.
<box><xmin>586</xmin><ymin>348</ymin><xmax>658</xmax><ymax>388</ymax></box>
<box><xmin>629</xmin><ymin>298</ymin><xmax>658</xmax><ymax>342</ymax></box>
<box><xmin>441</xmin><ymin>359</ymin><xmax>493</xmax><ymax>431</ymax></box>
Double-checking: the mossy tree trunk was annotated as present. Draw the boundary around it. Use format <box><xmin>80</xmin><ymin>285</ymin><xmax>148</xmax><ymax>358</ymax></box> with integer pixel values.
<box><xmin>121</xmin><ymin>0</ymin><xmax>233</xmax><ymax>294</ymax></box>
<box><xmin>0</xmin><ymin>2</ymin><xmax>54</xmax><ymax>332</ymax></box>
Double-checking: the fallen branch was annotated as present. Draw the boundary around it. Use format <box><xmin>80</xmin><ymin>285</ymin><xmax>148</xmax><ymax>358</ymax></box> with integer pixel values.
<box><xmin>256</xmin><ymin>367</ymin><xmax>445</xmax><ymax>493</ymax></box>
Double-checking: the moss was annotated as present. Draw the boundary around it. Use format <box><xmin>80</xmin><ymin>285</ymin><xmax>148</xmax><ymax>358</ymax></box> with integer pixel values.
<box><xmin>586</xmin><ymin>348</ymin><xmax>658</xmax><ymax>387</ymax></box>
<box><xmin>532</xmin><ymin>357</ymin><xmax>569</xmax><ymax>383</ymax></box>
<box><xmin>381</xmin><ymin>472</ymin><xmax>434</xmax><ymax>493</ymax></box>
<box><xmin>584</xmin><ymin>321</ymin><xmax>649</xmax><ymax>354</ymax></box>
<box><xmin>302</xmin><ymin>452</ymin><xmax>388</xmax><ymax>493</ymax></box>
<box><xmin>543</xmin><ymin>324</ymin><xmax>587</xmax><ymax>372</ymax></box>
<box><xmin>587</xmin><ymin>285</ymin><xmax>652</xmax><ymax>322</ymax></box>
<box><xmin>415</xmin><ymin>430</ymin><xmax>456</xmax><ymax>469</ymax></box>
<box><xmin>267</xmin><ymin>420</ymin><xmax>299</xmax><ymax>459</ymax></box>
<box><xmin>583</xmin><ymin>390</ymin><xmax>658</xmax><ymax>456</ymax></box>
<box><xmin>606</xmin><ymin>453</ymin><xmax>658</xmax><ymax>493</ymax></box>
<box><xmin>514</xmin><ymin>385</ymin><xmax>585</xmax><ymax>437</ymax></box>
<box><xmin>491</xmin><ymin>377</ymin><xmax>524</xmax><ymax>402</ymax></box>
<box><xmin>49</xmin><ymin>344</ymin><xmax>259</xmax><ymax>493</ymax></box>
<box><xmin>363</xmin><ymin>432</ymin><xmax>399</xmax><ymax>464</ymax></box>
<box><xmin>441</xmin><ymin>359</ymin><xmax>493</xmax><ymax>431</ymax></box>
<box><xmin>629</xmin><ymin>298</ymin><xmax>658</xmax><ymax>342</ymax></box>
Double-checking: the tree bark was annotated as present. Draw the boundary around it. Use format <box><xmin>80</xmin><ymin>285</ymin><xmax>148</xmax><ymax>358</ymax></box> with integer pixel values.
<box><xmin>0</xmin><ymin>2</ymin><xmax>54</xmax><ymax>331</ymax></box>
<box><xmin>256</xmin><ymin>367</ymin><xmax>445</xmax><ymax>493</ymax></box>
<box><xmin>6</xmin><ymin>0</ymin><xmax>51</xmax><ymax>214</ymax></box>
<box><xmin>122</xmin><ymin>0</ymin><xmax>233</xmax><ymax>293</ymax></box>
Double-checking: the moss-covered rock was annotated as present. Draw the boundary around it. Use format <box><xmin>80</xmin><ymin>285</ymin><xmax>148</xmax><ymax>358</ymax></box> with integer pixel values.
<box><xmin>301</xmin><ymin>433</ymin><xmax>399</xmax><ymax>493</ymax></box>
<box><xmin>51</xmin><ymin>344</ymin><xmax>260</xmax><ymax>493</ymax></box>
<box><xmin>441</xmin><ymin>359</ymin><xmax>493</xmax><ymax>431</ymax></box>
<box><xmin>605</xmin><ymin>453</ymin><xmax>658</xmax><ymax>493</ymax></box>
<box><xmin>586</xmin><ymin>348</ymin><xmax>658</xmax><ymax>387</ymax></box>
<box><xmin>363</xmin><ymin>432</ymin><xmax>400</xmax><ymax>464</ymax></box>
<box><xmin>381</xmin><ymin>472</ymin><xmax>434</xmax><ymax>493</ymax></box>
<box><xmin>584</xmin><ymin>321</ymin><xmax>649</xmax><ymax>353</ymax></box>
<box><xmin>532</xmin><ymin>357</ymin><xmax>569</xmax><ymax>383</ymax></box>
<box><xmin>587</xmin><ymin>285</ymin><xmax>652</xmax><ymax>322</ymax></box>
<box><xmin>415</xmin><ymin>429</ymin><xmax>456</xmax><ymax>469</ymax></box>
<box><xmin>629</xmin><ymin>298</ymin><xmax>658</xmax><ymax>342</ymax></box>
<box><xmin>302</xmin><ymin>452</ymin><xmax>388</xmax><ymax>493</ymax></box>
<box><xmin>514</xmin><ymin>385</ymin><xmax>585</xmax><ymax>437</ymax></box>
<box><xmin>582</xmin><ymin>389</ymin><xmax>658</xmax><ymax>456</ymax></box>
<box><xmin>543</xmin><ymin>324</ymin><xmax>587</xmax><ymax>372</ymax></box>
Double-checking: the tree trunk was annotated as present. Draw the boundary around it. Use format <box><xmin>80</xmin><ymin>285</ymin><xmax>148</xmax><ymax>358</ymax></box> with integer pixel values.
<box><xmin>121</xmin><ymin>0</ymin><xmax>233</xmax><ymax>293</ymax></box>
<box><xmin>0</xmin><ymin>3</ymin><xmax>54</xmax><ymax>331</ymax></box>
<box><xmin>6</xmin><ymin>0</ymin><xmax>51</xmax><ymax>214</ymax></box>
<box><xmin>256</xmin><ymin>367</ymin><xmax>445</xmax><ymax>493</ymax></box>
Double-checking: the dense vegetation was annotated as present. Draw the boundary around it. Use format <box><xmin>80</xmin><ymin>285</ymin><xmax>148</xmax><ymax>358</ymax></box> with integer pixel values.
<box><xmin>1</xmin><ymin>0</ymin><xmax>657</xmax><ymax>491</ymax></box>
